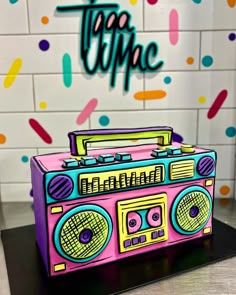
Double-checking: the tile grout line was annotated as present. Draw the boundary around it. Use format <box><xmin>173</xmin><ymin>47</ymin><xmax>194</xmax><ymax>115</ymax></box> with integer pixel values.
<box><xmin>25</xmin><ymin>0</ymin><xmax>31</xmax><ymax>34</ymax></box>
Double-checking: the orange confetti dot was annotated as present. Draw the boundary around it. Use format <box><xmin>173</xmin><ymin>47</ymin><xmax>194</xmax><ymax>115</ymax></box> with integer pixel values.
<box><xmin>41</xmin><ymin>16</ymin><xmax>49</xmax><ymax>25</ymax></box>
<box><xmin>134</xmin><ymin>90</ymin><xmax>166</xmax><ymax>100</ymax></box>
<box><xmin>227</xmin><ymin>0</ymin><xmax>236</xmax><ymax>8</ymax></box>
<box><xmin>220</xmin><ymin>185</ymin><xmax>230</xmax><ymax>196</ymax></box>
<box><xmin>131</xmin><ymin>139</ymin><xmax>139</xmax><ymax>142</ymax></box>
<box><xmin>0</xmin><ymin>134</ymin><xmax>6</xmax><ymax>144</ymax></box>
<box><xmin>186</xmin><ymin>57</ymin><xmax>194</xmax><ymax>65</ymax></box>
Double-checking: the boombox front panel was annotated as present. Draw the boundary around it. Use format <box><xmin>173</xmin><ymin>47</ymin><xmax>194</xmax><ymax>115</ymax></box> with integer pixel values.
<box><xmin>42</xmin><ymin>147</ymin><xmax>216</xmax><ymax>204</ymax></box>
<box><xmin>47</xmin><ymin>178</ymin><xmax>214</xmax><ymax>276</ymax></box>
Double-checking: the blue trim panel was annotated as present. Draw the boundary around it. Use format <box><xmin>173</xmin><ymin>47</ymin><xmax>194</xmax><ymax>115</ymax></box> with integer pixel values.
<box><xmin>45</xmin><ymin>151</ymin><xmax>216</xmax><ymax>204</ymax></box>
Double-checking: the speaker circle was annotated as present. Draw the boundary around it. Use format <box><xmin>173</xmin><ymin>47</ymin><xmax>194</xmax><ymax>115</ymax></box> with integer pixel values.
<box><xmin>197</xmin><ymin>156</ymin><xmax>215</xmax><ymax>176</ymax></box>
<box><xmin>127</xmin><ymin>212</ymin><xmax>142</xmax><ymax>234</ymax></box>
<box><xmin>54</xmin><ymin>205</ymin><xmax>112</xmax><ymax>263</ymax></box>
<box><xmin>171</xmin><ymin>186</ymin><xmax>212</xmax><ymax>235</ymax></box>
<box><xmin>147</xmin><ymin>207</ymin><xmax>162</xmax><ymax>227</ymax></box>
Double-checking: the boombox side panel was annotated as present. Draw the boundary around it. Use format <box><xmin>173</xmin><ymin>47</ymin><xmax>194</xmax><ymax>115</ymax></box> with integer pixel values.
<box><xmin>30</xmin><ymin>157</ymin><xmax>49</xmax><ymax>274</ymax></box>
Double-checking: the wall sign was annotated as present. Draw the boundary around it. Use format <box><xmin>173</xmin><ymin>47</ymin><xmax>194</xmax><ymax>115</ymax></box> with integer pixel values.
<box><xmin>56</xmin><ymin>0</ymin><xmax>164</xmax><ymax>92</ymax></box>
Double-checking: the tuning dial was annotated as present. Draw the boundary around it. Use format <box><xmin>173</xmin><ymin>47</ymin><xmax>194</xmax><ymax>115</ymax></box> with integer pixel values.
<box><xmin>181</xmin><ymin>144</ymin><xmax>195</xmax><ymax>153</ymax></box>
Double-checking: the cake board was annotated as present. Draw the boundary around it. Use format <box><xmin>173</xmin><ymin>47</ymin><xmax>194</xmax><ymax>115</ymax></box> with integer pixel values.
<box><xmin>2</xmin><ymin>218</ymin><xmax>236</xmax><ymax>295</ymax></box>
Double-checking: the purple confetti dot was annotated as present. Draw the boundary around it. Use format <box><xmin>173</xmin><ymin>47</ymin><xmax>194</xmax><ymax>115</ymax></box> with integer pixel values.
<box><xmin>39</xmin><ymin>40</ymin><xmax>50</xmax><ymax>51</ymax></box>
<box><xmin>228</xmin><ymin>33</ymin><xmax>236</xmax><ymax>41</ymax></box>
<box><xmin>173</xmin><ymin>132</ymin><xmax>184</xmax><ymax>143</ymax></box>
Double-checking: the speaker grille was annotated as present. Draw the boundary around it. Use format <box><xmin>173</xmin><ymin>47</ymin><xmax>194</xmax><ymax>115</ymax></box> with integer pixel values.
<box><xmin>176</xmin><ymin>191</ymin><xmax>210</xmax><ymax>232</ymax></box>
<box><xmin>59</xmin><ymin>210</ymin><xmax>109</xmax><ymax>260</ymax></box>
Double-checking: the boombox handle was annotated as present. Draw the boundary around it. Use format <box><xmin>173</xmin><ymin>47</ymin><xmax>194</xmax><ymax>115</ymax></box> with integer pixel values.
<box><xmin>68</xmin><ymin>127</ymin><xmax>173</xmax><ymax>157</ymax></box>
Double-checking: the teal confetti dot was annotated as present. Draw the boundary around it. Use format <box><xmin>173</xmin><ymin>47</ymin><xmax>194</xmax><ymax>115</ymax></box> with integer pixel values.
<box><xmin>9</xmin><ymin>0</ymin><xmax>18</xmax><ymax>3</ymax></box>
<box><xmin>99</xmin><ymin>115</ymin><xmax>110</xmax><ymax>126</ymax></box>
<box><xmin>21</xmin><ymin>155</ymin><xmax>29</xmax><ymax>163</ymax></box>
<box><xmin>164</xmin><ymin>76</ymin><xmax>172</xmax><ymax>84</ymax></box>
<box><xmin>202</xmin><ymin>55</ymin><xmax>213</xmax><ymax>67</ymax></box>
<box><xmin>192</xmin><ymin>0</ymin><xmax>202</xmax><ymax>3</ymax></box>
<box><xmin>225</xmin><ymin>127</ymin><xmax>236</xmax><ymax>138</ymax></box>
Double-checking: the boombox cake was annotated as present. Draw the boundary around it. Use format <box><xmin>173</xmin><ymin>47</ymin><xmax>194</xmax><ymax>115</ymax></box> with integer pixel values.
<box><xmin>31</xmin><ymin>126</ymin><xmax>216</xmax><ymax>276</ymax></box>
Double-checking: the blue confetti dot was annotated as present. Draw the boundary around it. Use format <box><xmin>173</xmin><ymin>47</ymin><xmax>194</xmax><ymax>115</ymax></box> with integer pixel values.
<box><xmin>164</xmin><ymin>76</ymin><xmax>172</xmax><ymax>84</ymax></box>
<box><xmin>225</xmin><ymin>127</ymin><xmax>236</xmax><ymax>138</ymax></box>
<box><xmin>192</xmin><ymin>0</ymin><xmax>202</xmax><ymax>3</ymax></box>
<box><xmin>202</xmin><ymin>55</ymin><xmax>213</xmax><ymax>67</ymax></box>
<box><xmin>99</xmin><ymin>115</ymin><xmax>110</xmax><ymax>126</ymax></box>
<box><xmin>21</xmin><ymin>155</ymin><xmax>29</xmax><ymax>163</ymax></box>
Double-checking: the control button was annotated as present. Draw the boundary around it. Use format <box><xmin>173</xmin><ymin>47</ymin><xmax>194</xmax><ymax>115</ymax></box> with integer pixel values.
<box><xmin>62</xmin><ymin>158</ymin><xmax>79</xmax><ymax>168</ymax></box>
<box><xmin>151</xmin><ymin>231</ymin><xmax>158</xmax><ymax>239</ymax></box>
<box><xmin>115</xmin><ymin>152</ymin><xmax>132</xmax><ymax>161</ymax></box>
<box><xmin>124</xmin><ymin>239</ymin><xmax>131</xmax><ymax>248</ymax></box>
<box><xmin>132</xmin><ymin>237</ymin><xmax>139</xmax><ymax>245</ymax></box>
<box><xmin>151</xmin><ymin>149</ymin><xmax>168</xmax><ymax>158</ymax></box>
<box><xmin>181</xmin><ymin>144</ymin><xmax>195</xmax><ymax>153</ymax></box>
<box><xmin>158</xmin><ymin>229</ymin><xmax>164</xmax><ymax>237</ymax></box>
<box><xmin>80</xmin><ymin>156</ymin><xmax>97</xmax><ymax>166</ymax></box>
<box><xmin>166</xmin><ymin>147</ymin><xmax>182</xmax><ymax>155</ymax></box>
<box><xmin>98</xmin><ymin>154</ymin><xmax>115</xmax><ymax>163</ymax></box>
<box><xmin>139</xmin><ymin>235</ymin><xmax>147</xmax><ymax>243</ymax></box>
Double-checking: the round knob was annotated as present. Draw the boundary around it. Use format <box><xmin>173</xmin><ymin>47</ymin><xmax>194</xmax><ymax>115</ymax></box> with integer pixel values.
<box><xmin>197</xmin><ymin>156</ymin><xmax>215</xmax><ymax>176</ymax></box>
<box><xmin>48</xmin><ymin>175</ymin><xmax>73</xmax><ymax>199</ymax></box>
<box><xmin>181</xmin><ymin>144</ymin><xmax>195</xmax><ymax>153</ymax></box>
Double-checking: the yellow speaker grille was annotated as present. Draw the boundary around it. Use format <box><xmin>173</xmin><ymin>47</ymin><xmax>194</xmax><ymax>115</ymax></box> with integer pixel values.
<box><xmin>60</xmin><ymin>211</ymin><xmax>109</xmax><ymax>259</ymax></box>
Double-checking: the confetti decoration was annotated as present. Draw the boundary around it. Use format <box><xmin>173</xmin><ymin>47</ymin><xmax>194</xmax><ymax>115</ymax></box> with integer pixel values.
<box><xmin>29</xmin><ymin>118</ymin><xmax>53</xmax><ymax>144</ymax></box>
<box><xmin>4</xmin><ymin>58</ymin><xmax>22</xmax><ymax>88</ymax></box>
<box><xmin>225</xmin><ymin>126</ymin><xmax>236</xmax><ymax>137</ymax></box>
<box><xmin>147</xmin><ymin>0</ymin><xmax>158</xmax><ymax>4</ymax></box>
<box><xmin>39</xmin><ymin>40</ymin><xmax>50</xmax><ymax>51</ymax></box>
<box><xmin>169</xmin><ymin>9</ymin><xmax>179</xmax><ymax>45</ymax></box>
<box><xmin>62</xmin><ymin>53</ymin><xmax>72</xmax><ymax>88</ymax></box>
<box><xmin>0</xmin><ymin>134</ymin><xmax>7</xmax><ymax>144</ymax></box>
<box><xmin>173</xmin><ymin>132</ymin><xmax>184</xmax><ymax>143</ymax></box>
<box><xmin>207</xmin><ymin>89</ymin><xmax>228</xmax><ymax>119</ymax></box>
<box><xmin>99</xmin><ymin>115</ymin><xmax>110</xmax><ymax>126</ymax></box>
<box><xmin>227</xmin><ymin>0</ymin><xmax>236</xmax><ymax>8</ymax></box>
<box><xmin>76</xmin><ymin>98</ymin><xmax>98</xmax><ymax>125</ymax></box>
<box><xmin>41</xmin><ymin>16</ymin><xmax>49</xmax><ymax>25</ymax></box>
<box><xmin>134</xmin><ymin>90</ymin><xmax>166</xmax><ymax>100</ymax></box>
<box><xmin>202</xmin><ymin>55</ymin><xmax>214</xmax><ymax>67</ymax></box>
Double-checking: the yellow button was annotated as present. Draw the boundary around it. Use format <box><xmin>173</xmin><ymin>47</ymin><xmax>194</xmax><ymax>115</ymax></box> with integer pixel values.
<box><xmin>54</xmin><ymin>263</ymin><xmax>66</xmax><ymax>272</ymax></box>
<box><xmin>51</xmin><ymin>206</ymin><xmax>63</xmax><ymax>214</ymax></box>
<box><xmin>203</xmin><ymin>227</ymin><xmax>211</xmax><ymax>234</ymax></box>
<box><xmin>181</xmin><ymin>144</ymin><xmax>195</xmax><ymax>153</ymax></box>
<box><xmin>205</xmin><ymin>179</ymin><xmax>213</xmax><ymax>186</ymax></box>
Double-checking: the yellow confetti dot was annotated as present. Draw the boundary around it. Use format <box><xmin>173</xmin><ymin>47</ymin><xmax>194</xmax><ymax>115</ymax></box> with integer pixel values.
<box><xmin>0</xmin><ymin>134</ymin><xmax>7</xmax><ymax>144</ymax></box>
<box><xmin>130</xmin><ymin>0</ymin><xmax>138</xmax><ymax>5</ymax></box>
<box><xmin>198</xmin><ymin>96</ymin><xmax>206</xmax><ymax>104</ymax></box>
<box><xmin>39</xmin><ymin>101</ymin><xmax>47</xmax><ymax>109</ymax></box>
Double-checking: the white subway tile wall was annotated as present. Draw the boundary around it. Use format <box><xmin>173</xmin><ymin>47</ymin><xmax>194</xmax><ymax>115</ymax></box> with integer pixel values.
<box><xmin>0</xmin><ymin>0</ymin><xmax>235</xmax><ymax>201</ymax></box>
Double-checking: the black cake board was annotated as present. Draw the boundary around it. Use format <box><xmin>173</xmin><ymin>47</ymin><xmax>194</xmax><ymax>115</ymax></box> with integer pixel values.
<box><xmin>2</xmin><ymin>219</ymin><xmax>236</xmax><ymax>295</ymax></box>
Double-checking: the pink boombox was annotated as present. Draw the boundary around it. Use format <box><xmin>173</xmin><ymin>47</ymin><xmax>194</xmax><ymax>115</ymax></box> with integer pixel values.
<box><xmin>31</xmin><ymin>127</ymin><xmax>216</xmax><ymax>276</ymax></box>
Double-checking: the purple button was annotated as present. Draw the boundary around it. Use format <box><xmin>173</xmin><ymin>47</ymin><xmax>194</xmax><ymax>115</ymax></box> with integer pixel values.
<box><xmin>139</xmin><ymin>235</ymin><xmax>146</xmax><ymax>243</ymax></box>
<box><xmin>124</xmin><ymin>239</ymin><xmax>131</xmax><ymax>248</ymax></box>
<box><xmin>158</xmin><ymin>229</ymin><xmax>164</xmax><ymax>237</ymax></box>
<box><xmin>132</xmin><ymin>237</ymin><xmax>139</xmax><ymax>245</ymax></box>
<box><xmin>151</xmin><ymin>231</ymin><xmax>158</xmax><ymax>239</ymax></box>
